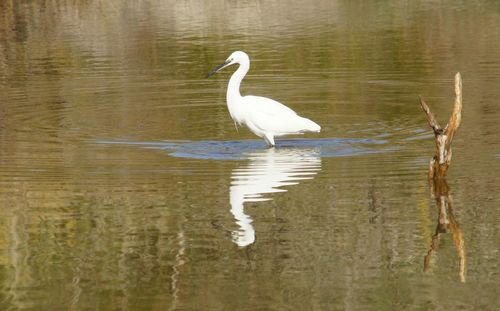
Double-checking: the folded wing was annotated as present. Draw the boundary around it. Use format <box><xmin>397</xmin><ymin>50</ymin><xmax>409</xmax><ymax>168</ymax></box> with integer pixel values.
<box><xmin>243</xmin><ymin>95</ymin><xmax>321</xmax><ymax>135</ymax></box>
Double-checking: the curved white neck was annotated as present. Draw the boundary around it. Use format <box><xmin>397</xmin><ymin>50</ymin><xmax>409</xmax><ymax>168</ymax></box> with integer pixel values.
<box><xmin>227</xmin><ymin>61</ymin><xmax>249</xmax><ymax>102</ymax></box>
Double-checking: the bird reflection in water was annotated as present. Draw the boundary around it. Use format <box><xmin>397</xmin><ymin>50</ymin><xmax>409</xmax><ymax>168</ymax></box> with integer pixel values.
<box><xmin>229</xmin><ymin>147</ymin><xmax>321</xmax><ymax>247</ymax></box>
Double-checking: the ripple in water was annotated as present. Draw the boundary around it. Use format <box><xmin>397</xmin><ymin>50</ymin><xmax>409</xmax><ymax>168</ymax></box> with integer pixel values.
<box><xmin>95</xmin><ymin>138</ymin><xmax>396</xmax><ymax>247</ymax></box>
<box><xmin>96</xmin><ymin>138</ymin><xmax>398</xmax><ymax>161</ymax></box>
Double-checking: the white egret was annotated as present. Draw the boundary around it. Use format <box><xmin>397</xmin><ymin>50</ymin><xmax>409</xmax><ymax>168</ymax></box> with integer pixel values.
<box><xmin>207</xmin><ymin>51</ymin><xmax>321</xmax><ymax>147</ymax></box>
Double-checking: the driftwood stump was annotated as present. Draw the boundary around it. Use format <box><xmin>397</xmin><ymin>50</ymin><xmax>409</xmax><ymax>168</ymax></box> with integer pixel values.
<box><xmin>420</xmin><ymin>73</ymin><xmax>463</xmax><ymax>180</ymax></box>
<box><xmin>420</xmin><ymin>73</ymin><xmax>466</xmax><ymax>282</ymax></box>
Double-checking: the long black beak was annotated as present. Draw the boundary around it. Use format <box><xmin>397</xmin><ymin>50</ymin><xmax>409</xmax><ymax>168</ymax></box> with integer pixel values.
<box><xmin>206</xmin><ymin>59</ymin><xmax>231</xmax><ymax>78</ymax></box>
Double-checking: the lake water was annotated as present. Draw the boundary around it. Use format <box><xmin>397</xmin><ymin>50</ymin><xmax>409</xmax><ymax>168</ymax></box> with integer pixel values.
<box><xmin>1</xmin><ymin>0</ymin><xmax>499</xmax><ymax>310</ymax></box>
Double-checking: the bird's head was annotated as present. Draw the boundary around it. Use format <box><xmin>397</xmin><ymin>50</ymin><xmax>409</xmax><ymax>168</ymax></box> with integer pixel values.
<box><xmin>206</xmin><ymin>51</ymin><xmax>249</xmax><ymax>78</ymax></box>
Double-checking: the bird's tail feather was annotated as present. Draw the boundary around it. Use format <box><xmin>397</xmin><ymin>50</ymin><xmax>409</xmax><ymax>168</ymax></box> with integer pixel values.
<box><xmin>300</xmin><ymin>117</ymin><xmax>321</xmax><ymax>133</ymax></box>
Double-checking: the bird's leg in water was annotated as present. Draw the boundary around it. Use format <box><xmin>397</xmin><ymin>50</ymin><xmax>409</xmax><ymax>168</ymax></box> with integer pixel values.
<box><xmin>264</xmin><ymin>134</ymin><xmax>275</xmax><ymax>147</ymax></box>
<box><xmin>234</xmin><ymin>122</ymin><xmax>239</xmax><ymax>133</ymax></box>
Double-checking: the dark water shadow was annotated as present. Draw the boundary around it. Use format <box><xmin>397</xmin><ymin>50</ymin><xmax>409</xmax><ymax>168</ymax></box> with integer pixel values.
<box><xmin>96</xmin><ymin>137</ymin><xmax>399</xmax><ymax>161</ymax></box>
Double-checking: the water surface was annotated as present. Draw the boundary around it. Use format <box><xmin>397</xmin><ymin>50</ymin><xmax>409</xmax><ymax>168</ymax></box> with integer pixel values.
<box><xmin>1</xmin><ymin>0</ymin><xmax>499</xmax><ymax>310</ymax></box>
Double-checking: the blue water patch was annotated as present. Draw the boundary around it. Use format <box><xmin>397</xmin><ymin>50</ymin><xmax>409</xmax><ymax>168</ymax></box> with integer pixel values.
<box><xmin>96</xmin><ymin>138</ymin><xmax>399</xmax><ymax>161</ymax></box>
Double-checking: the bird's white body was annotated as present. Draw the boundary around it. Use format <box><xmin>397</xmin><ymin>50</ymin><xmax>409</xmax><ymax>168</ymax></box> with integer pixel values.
<box><xmin>208</xmin><ymin>51</ymin><xmax>320</xmax><ymax>147</ymax></box>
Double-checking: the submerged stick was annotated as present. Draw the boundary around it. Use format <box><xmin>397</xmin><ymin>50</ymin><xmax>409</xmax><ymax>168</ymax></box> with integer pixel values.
<box><xmin>420</xmin><ymin>72</ymin><xmax>463</xmax><ymax>179</ymax></box>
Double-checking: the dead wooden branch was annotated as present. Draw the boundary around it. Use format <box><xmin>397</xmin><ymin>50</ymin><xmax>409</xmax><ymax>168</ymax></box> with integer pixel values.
<box><xmin>419</xmin><ymin>72</ymin><xmax>463</xmax><ymax>179</ymax></box>
<box><xmin>420</xmin><ymin>73</ymin><xmax>465</xmax><ymax>281</ymax></box>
